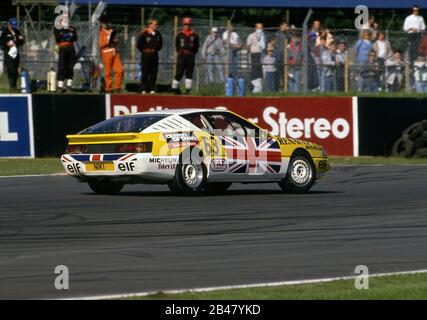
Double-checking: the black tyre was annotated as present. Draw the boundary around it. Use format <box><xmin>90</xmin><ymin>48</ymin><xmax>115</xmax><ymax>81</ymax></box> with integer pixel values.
<box><xmin>279</xmin><ymin>155</ymin><xmax>315</xmax><ymax>193</ymax></box>
<box><xmin>168</xmin><ymin>149</ymin><xmax>207</xmax><ymax>194</ymax></box>
<box><xmin>205</xmin><ymin>182</ymin><xmax>232</xmax><ymax>194</ymax></box>
<box><xmin>88</xmin><ymin>180</ymin><xmax>124</xmax><ymax>195</ymax></box>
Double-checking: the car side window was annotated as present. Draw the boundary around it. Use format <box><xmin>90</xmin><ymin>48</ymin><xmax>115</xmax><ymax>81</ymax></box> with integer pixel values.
<box><xmin>204</xmin><ymin>114</ymin><xmax>244</xmax><ymax>136</ymax></box>
<box><xmin>222</xmin><ymin>113</ymin><xmax>259</xmax><ymax>137</ymax></box>
<box><xmin>182</xmin><ymin>113</ymin><xmax>211</xmax><ymax>132</ymax></box>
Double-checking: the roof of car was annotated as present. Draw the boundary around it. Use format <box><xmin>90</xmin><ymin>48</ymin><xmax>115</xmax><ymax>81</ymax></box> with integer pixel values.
<box><xmin>132</xmin><ymin>108</ymin><xmax>226</xmax><ymax>116</ymax></box>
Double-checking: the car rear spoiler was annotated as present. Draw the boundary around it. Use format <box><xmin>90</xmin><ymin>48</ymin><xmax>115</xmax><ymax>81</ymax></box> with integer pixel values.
<box><xmin>66</xmin><ymin>133</ymin><xmax>141</xmax><ymax>144</ymax></box>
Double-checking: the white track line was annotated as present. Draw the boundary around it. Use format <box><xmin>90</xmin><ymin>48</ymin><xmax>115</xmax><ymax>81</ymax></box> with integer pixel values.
<box><xmin>65</xmin><ymin>268</ymin><xmax>427</xmax><ymax>300</ymax></box>
<box><xmin>0</xmin><ymin>173</ymin><xmax>65</xmax><ymax>179</ymax></box>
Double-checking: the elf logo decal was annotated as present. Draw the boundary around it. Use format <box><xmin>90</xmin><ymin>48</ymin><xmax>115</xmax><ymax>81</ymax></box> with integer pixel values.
<box><xmin>118</xmin><ymin>162</ymin><xmax>136</xmax><ymax>172</ymax></box>
<box><xmin>66</xmin><ymin>163</ymin><xmax>81</xmax><ymax>173</ymax></box>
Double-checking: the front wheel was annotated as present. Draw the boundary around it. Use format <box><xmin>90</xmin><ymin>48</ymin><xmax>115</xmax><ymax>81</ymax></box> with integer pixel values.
<box><xmin>88</xmin><ymin>180</ymin><xmax>124</xmax><ymax>195</ymax></box>
<box><xmin>278</xmin><ymin>155</ymin><xmax>315</xmax><ymax>193</ymax></box>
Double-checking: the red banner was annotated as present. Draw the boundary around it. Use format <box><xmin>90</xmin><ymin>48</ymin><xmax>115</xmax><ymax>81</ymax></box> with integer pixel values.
<box><xmin>108</xmin><ymin>95</ymin><xmax>357</xmax><ymax>156</ymax></box>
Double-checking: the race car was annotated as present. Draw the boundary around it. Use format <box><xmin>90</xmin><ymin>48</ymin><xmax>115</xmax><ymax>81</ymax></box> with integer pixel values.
<box><xmin>61</xmin><ymin>108</ymin><xmax>330</xmax><ymax>194</ymax></box>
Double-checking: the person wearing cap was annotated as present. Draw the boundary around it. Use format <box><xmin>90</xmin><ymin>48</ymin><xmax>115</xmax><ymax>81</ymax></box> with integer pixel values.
<box><xmin>137</xmin><ymin>19</ymin><xmax>163</xmax><ymax>94</ymax></box>
<box><xmin>172</xmin><ymin>17</ymin><xmax>199</xmax><ymax>94</ymax></box>
<box><xmin>99</xmin><ymin>15</ymin><xmax>124</xmax><ymax>93</ymax></box>
<box><xmin>54</xmin><ymin>13</ymin><xmax>77</xmax><ymax>92</ymax></box>
<box><xmin>201</xmin><ymin>27</ymin><xmax>225</xmax><ymax>84</ymax></box>
<box><xmin>0</xmin><ymin>18</ymin><xmax>24</xmax><ymax>92</ymax></box>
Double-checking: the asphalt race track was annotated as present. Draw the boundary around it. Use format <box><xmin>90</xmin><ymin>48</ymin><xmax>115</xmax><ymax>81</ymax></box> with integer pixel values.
<box><xmin>1</xmin><ymin>165</ymin><xmax>427</xmax><ymax>299</ymax></box>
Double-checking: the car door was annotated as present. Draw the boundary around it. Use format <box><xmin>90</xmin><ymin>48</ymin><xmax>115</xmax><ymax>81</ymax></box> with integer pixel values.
<box><xmin>203</xmin><ymin>112</ymin><xmax>283</xmax><ymax>181</ymax></box>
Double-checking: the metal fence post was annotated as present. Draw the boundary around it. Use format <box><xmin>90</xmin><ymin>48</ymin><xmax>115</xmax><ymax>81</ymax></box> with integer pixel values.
<box><xmin>302</xmin><ymin>9</ymin><xmax>313</xmax><ymax>94</ymax></box>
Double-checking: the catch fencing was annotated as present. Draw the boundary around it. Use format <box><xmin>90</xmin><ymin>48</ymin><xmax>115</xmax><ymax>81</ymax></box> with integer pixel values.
<box><xmin>1</xmin><ymin>19</ymin><xmax>427</xmax><ymax>94</ymax></box>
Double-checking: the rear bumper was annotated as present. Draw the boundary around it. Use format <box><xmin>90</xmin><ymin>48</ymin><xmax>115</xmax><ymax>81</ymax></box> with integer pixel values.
<box><xmin>61</xmin><ymin>153</ymin><xmax>179</xmax><ymax>183</ymax></box>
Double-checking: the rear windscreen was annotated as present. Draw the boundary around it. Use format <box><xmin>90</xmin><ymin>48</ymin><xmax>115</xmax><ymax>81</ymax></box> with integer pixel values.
<box><xmin>79</xmin><ymin>114</ymin><xmax>168</xmax><ymax>134</ymax></box>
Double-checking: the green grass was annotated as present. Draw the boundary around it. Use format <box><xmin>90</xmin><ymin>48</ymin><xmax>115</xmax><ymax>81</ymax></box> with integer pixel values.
<box><xmin>0</xmin><ymin>156</ymin><xmax>426</xmax><ymax>176</ymax></box>
<box><xmin>0</xmin><ymin>158</ymin><xmax>63</xmax><ymax>176</ymax></box>
<box><xmin>133</xmin><ymin>273</ymin><xmax>427</xmax><ymax>300</ymax></box>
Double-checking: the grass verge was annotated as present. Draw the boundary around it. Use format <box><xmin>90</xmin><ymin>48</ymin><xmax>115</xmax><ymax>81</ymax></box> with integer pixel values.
<box><xmin>133</xmin><ymin>272</ymin><xmax>427</xmax><ymax>300</ymax></box>
<box><xmin>0</xmin><ymin>156</ymin><xmax>426</xmax><ymax>176</ymax></box>
<box><xmin>0</xmin><ymin>158</ymin><xmax>63</xmax><ymax>176</ymax></box>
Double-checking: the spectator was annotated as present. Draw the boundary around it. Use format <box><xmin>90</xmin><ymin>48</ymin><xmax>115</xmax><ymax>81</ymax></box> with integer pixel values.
<box><xmin>262</xmin><ymin>45</ymin><xmax>276</xmax><ymax>92</ymax></box>
<box><xmin>307</xmin><ymin>20</ymin><xmax>321</xmax><ymax>90</ymax></box>
<box><xmin>54</xmin><ymin>13</ymin><xmax>77</xmax><ymax>92</ymax></box>
<box><xmin>171</xmin><ymin>17</ymin><xmax>199</xmax><ymax>95</ymax></box>
<box><xmin>313</xmin><ymin>36</ymin><xmax>327</xmax><ymax>91</ymax></box>
<box><xmin>137</xmin><ymin>19</ymin><xmax>163</xmax><ymax>94</ymax></box>
<box><xmin>222</xmin><ymin>24</ymin><xmax>242</xmax><ymax>78</ymax></box>
<box><xmin>354</xmin><ymin>31</ymin><xmax>373</xmax><ymax>65</ymax></box>
<box><xmin>201</xmin><ymin>27</ymin><xmax>225</xmax><ymax>84</ymax></box>
<box><xmin>320</xmin><ymin>42</ymin><xmax>336</xmax><ymax>92</ymax></box>
<box><xmin>99</xmin><ymin>15</ymin><xmax>124</xmax><ymax>93</ymax></box>
<box><xmin>287</xmin><ymin>35</ymin><xmax>303</xmax><ymax>93</ymax></box>
<box><xmin>414</xmin><ymin>56</ymin><xmax>427</xmax><ymax>93</ymax></box>
<box><xmin>354</xmin><ymin>31</ymin><xmax>373</xmax><ymax>90</ymax></box>
<box><xmin>361</xmin><ymin>50</ymin><xmax>381</xmax><ymax>93</ymax></box>
<box><xmin>403</xmin><ymin>5</ymin><xmax>426</xmax><ymax>63</ymax></box>
<box><xmin>271</xmin><ymin>22</ymin><xmax>290</xmax><ymax>90</ymax></box>
<box><xmin>418</xmin><ymin>32</ymin><xmax>427</xmax><ymax>57</ymax></box>
<box><xmin>385</xmin><ymin>51</ymin><xmax>404</xmax><ymax>92</ymax></box>
<box><xmin>335</xmin><ymin>41</ymin><xmax>347</xmax><ymax>92</ymax></box>
<box><xmin>0</xmin><ymin>18</ymin><xmax>24</xmax><ymax>92</ymax></box>
<box><xmin>373</xmin><ymin>31</ymin><xmax>392</xmax><ymax>65</ymax></box>
<box><xmin>246</xmin><ymin>23</ymin><xmax>266</xmax><ymax>93</ymax></box>
<box><xmin>316</xmin><ymin>28</ymin><xmax>334</xmax><ymax>47</ymax></box>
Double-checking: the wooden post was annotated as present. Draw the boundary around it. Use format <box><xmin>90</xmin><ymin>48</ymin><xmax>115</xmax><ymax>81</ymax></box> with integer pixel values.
<box><xmin>344</xmin><ymin>50</ymin><xmax>349</xmax><ymax>93</ymax></box>
<box><xmin>225</xmin><ymin>19</ymin><xmax>231</xmax><ymax>79</ymax></box>
<box><xmin>141</xmin><ymin>7</ymin><xmax>145</xmax><ymax>30</ymax></box>
<box><xmin>17</xmin><ymin>5</ymin><xmax>20</xmax><ymax>25</ymax></box>
<box><xmin>283</xmin><ymin>38</ymin><xmax>288</xmax><ymax>92</ymax></box>
<box><xmin>173</xmin><ymin>16</ymin><xmax>178</xmax><ymax>78</ymax></box>
<box><xmin>131</xmin><ymin>36</ymin><xmax>136</xmax><ymax>80</ymax></box>
<box><xmin>209</xmin><ymin>9</ymin><xmax>213</xmax><ymax>28</ymax></box>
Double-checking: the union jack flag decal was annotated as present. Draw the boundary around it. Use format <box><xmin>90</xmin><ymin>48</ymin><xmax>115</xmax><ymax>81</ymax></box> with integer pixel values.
<box><xmin>221</xmin><ymin>136</ymin><xmax>282</xmax><ymax>174</ymax></box>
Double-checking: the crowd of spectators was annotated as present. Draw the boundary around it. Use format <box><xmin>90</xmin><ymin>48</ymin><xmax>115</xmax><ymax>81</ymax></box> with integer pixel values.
<box><xmin>1</xmin><ymin>4</ymin><xmax>427</xmax><ymax>94</ymax></box>
<box><xmin>197</xmin><ymin>4</ymin><xmax>427</xmax><ymax>94</ymax></box>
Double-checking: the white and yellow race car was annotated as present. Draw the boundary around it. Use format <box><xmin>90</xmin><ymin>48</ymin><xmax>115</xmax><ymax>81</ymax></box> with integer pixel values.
<box><xmin>61</xmin><ymin>109</ymin><xmax>330</xmax><ymax>194</ymax></box>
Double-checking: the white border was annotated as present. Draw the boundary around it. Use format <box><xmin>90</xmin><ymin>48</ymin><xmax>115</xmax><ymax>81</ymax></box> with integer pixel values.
<box><xmin>105</xmin><ymin>93</ymin><xmax>111</xmax><ymax>119</ymax></box>
<box><xmin>64</xmin><ymin>268</ymin><xmax>427</xmax><ymax>300</ymax></box>
<box><xmin>27</xmin><ymin>94</ymin><xmax>35</xmax><ymax>158</ymax></box>
<box><xmin>352</xmin><ymin>96</ymin><xmax>359</xmax><ymax>157</ymax></box>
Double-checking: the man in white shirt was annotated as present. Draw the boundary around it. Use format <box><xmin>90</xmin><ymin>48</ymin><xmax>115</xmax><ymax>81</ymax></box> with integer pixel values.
<box><xmin>403</xmin><ymin>5</ymin><xmax>426</xmax><ymax>63</ymax></box>
<box><xmin>222</xmin><ymin>25</ymin><xmax>242</xmax><ymax>78</ymax></box>
<box><xmin>246</xmin><ymin>23</ymin><xmax>266</xmax><ymax>92</ymax></box>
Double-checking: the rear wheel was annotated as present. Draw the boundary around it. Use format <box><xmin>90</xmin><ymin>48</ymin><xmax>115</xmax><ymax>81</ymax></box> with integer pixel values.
<box><xmin>279</xmin><ymin>155</ymin><xmax>315</xmax><ymax>193</ymax></box>
<box><xmin>88</xmin><ymin>180</ymin><xmax>124</xmax><ymax>195</ymax></box>
<box><xmin>205</xmin><ymin>182</ymin><xmax>232</xmax><ymax>194</ymax></box>
<box><xmin>168</xmin><ymin>149</ymin><xmax>207</xmax><ymax>194</ymax></box>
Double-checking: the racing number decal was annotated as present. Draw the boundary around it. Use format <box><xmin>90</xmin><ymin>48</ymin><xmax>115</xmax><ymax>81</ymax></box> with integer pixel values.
<box><xmin>202</xmin><ymin>136</ymin><xmax>220</xmax><ymax>157</ymax></box>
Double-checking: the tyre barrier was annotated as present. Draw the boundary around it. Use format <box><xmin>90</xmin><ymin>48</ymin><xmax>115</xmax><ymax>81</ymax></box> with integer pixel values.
<box><xmin>392</xmin><ymin>120</ymin><xmax>427</xmax><ymax>158</ymax></box>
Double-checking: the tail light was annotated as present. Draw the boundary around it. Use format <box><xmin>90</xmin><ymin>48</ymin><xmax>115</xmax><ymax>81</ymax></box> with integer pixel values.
<box><xmin>116</xmin><ymin>142</ymin><xmax>152</xmax><ymax>153</ymax></box>
<box><xmin>66</xmin><ymin>144</ymin><xmax>87</xmax><ymax>154</ymax></box>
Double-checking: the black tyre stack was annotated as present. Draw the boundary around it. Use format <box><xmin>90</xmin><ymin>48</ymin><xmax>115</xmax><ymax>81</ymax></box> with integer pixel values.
<box><xmin>392</xmin><ymin>120</ymin><xmax>427</xmax><ymax>158</ymax></box>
